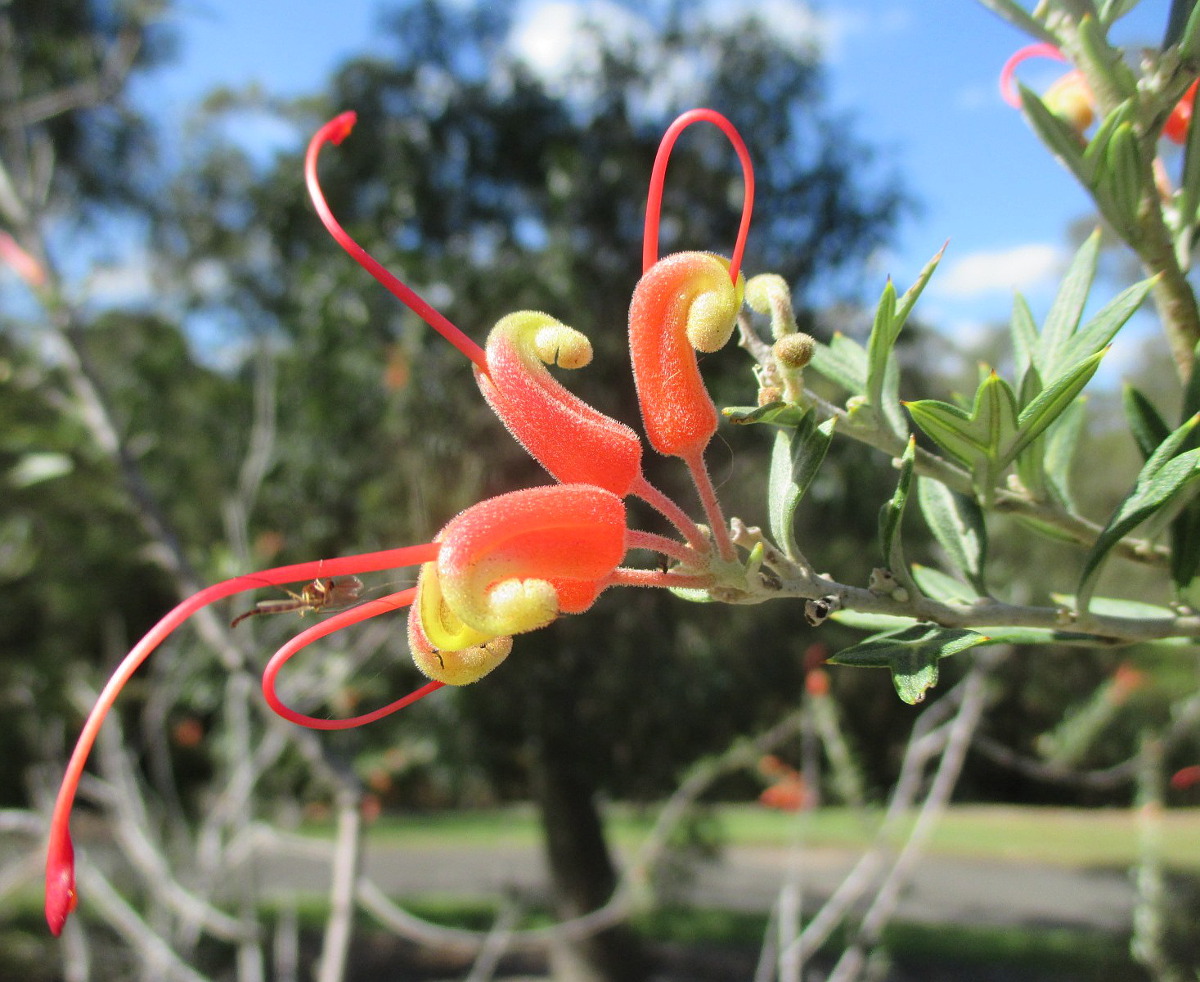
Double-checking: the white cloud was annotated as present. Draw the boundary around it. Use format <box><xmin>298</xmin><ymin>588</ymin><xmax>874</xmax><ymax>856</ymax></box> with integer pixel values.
<box><xmin>506</xmin><ymin>0</ymin><xmax>835</xmax><ymax>111</ymax></box>
<box><xmin>699</xmin><ymin>0</ymin><xmax>826</xmax><ymax>56</ymax></box>
<box><xmin>934</xmin><ymin>243</ymin><xmax>1064</xmax><ymax>298</ymax></box>
<box><xmin>508</xmin><ymin>0</ymin><xmax>651</xmax><ymax>99</ymax></box>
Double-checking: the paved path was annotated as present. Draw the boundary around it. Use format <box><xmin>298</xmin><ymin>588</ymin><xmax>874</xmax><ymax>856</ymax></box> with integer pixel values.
<box><xmin>242</xmin><ymin>839</ymin><xmax>1140</xmax><ymax>932</ymax></box>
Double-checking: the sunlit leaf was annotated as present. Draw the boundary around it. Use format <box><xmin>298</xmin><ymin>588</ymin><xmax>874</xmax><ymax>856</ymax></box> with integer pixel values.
<box><xmin>724</xmin><ymin>401</ymin><xmax>809</xmax><ymax>427</ymax></box>
<box><xmin>768</xmin><ymin>410</ymin><xmax>836</xmax><ymax>560</ymax></box>
<box><xmin>918</xmin><ymin>477</ymin><xmax>988</xmax><ymax>593</ymax></box>
<box><xmin>829</xmin><ymin>625</ymin><xmax>991</xmax><ymax>704</ymax></box>
<box><xmin>878</xmin><ymin>436</ymin><xmax>916</xmax><ymax>577</ymax></box>
<box><xmin>809</xmin><ymin>332</ymin><xmax>866</xmax><ymax>396</ymax></box>
<box><xmin>1037</xmin><ymin>229</ymin><xmax>1100</xmax><ymax>377</ymax></box>
<box><xmin>1122</xmin><ymin>384</ymin><xmax>1170</xmax><ymax>461</ymax></box>
<box><xmin>1078</xmin><ymin>415</ymin><xmax>1200</xmax><ymax>607</ymax></box>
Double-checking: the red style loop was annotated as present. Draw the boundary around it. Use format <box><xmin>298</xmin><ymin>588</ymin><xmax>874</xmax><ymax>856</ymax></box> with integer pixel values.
<box><xmin>642</xmin><ymin>108</ymin><xmax>755</xmax><ymax>285</ymax></box>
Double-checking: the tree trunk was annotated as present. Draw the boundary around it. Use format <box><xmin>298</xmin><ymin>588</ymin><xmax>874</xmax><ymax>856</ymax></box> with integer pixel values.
<box><xmin>532</xmin><ymin>719</ymin><xmax>647</xmax><ymax>982</ymax></box>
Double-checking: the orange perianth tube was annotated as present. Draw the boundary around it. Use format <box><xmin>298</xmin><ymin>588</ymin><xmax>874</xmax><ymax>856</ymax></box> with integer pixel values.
<box><xmin>44</xmin><ymin>541</ymin><xmax>438</xmax><ymax>936</ymax></box>
<box><xmin>434</xmin><ymin>484</ymin><xmax>627</xmax><ymax>638</ymax></box>
<box><xmin>478</xmin><ymin>312</ymin><xmax>643</xmax><ymax>497</ymax></box>
<box><xmin>628</xmin><ymin>252</ymin><xmax>743</xmax><ymax>460</ymax></box>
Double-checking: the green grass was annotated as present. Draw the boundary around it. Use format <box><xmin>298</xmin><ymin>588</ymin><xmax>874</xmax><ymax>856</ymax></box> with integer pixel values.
<box><xmin>307</xmin><ymin>803</ymin><xmax>1200</xmax><ymax>871</ymax></box>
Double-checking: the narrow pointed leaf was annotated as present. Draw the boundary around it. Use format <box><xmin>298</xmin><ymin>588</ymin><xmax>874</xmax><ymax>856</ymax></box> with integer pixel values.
<box><xmin>828</xmin><ymin>625</ymin><xmax>991</xmax><ymax>704</ymax></box>
<box><xmin>768</xmin><ymin>411</ymin><xmax>837</xmax><ymax>559</ymax></box>
<box><xmin>1175</xmin><ymin>0</ymin><xmax>1200</xmax><ymax>59</ymax></box>
<box><xmin>910</xmin><ymin>563</ymin><xmax>980</xmax><ymax>602</ymax></box>
<box><xmin>1011</xmin><ymin>349</ymin><xmax>1105</xmax><ymax>462</ymax></box>
<box><xmin>724</xmin><ymin>402</ymin><xmax>809</xmax><ymax>427</ymax></box>
<box><xmin>976</xmin><ymin>0</ymin><xmax>1055</xmax><ymax>43</ymax></box>
<box><xmin>1058</xmin><ymin>277</ymin><xmax>1154</xmax><ymax>372</ymax></box>
<box><xmin>918</xmin><ymin>477</ymin><xmax>988</xmax><ymax>593</ymax></box>
<box><xmin>1018</xmin><ymin>85</ymin><xmax>1089</xmax><ymax>186</ymax></box>
<box><xmin>809</xmin><ymin>332</ymin><xmax>867</xmax><ymax>396</ymax></box>
<box><xmin>878</xmin><ymin>436</ymin><xmax>917</xmax><ymax>577</ymax></box>
<box><xmin>1078</xmin><ymin>437</ymin><xmax>1200</xmax><ymax>607</ymax></box>
<box><xmin>893</xmin><ymin>243</ymin><xmax>946</xmax><ymax>333</ymax></box>
<box><xmin>1010</xmin><ymin>294</ymin><xmax>1039</xmax><ymax>381</ymax></box>
<box><xmin>1038</xmin><ymin>229</ymin><xmax>1100</xmax><ymax>376</ymax></box>
<box><xmin>1043</xmin><ymin>396</ymin><xmax>1088</xmax><ymax>509</ymax></box>
<box><xmin>1122</xmin><ymin>384</ymin><xmax>1170</xmax><ymax>461</ymax></box>
<box><xmin>1098</xmin><ymin>0</ymin><xmax>1142</xmax><ymax>25</ymax></box>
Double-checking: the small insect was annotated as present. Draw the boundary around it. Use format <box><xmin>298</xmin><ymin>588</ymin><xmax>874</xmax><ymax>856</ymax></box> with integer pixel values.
<box><xmin>231</xmin><ymin>576</ymin><xmax>365</xmax><ymax>628</ymax></box>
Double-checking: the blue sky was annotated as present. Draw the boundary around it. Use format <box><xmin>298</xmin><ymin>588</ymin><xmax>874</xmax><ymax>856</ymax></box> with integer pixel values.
<box><xmin>131</xmin><ymin>0</ymin><xmax>1178</xmax><ymax>371</ymax></box>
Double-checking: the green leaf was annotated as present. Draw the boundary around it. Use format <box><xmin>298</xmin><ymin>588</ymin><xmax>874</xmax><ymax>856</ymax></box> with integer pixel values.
<box><xmin>1103</xmin><ymin>121</ymin><xmax>1145</xmax><ymax>234</ymax></box>
<box><xmin>1037</xmin><ymin>229</ymin><xmax>1101</xmax><ymax>377</ymax></box>
<box><xmin>808</xmin><ymin>332</ymin><xmax>866</xmax><ymax>396</ymax></box>
<box><xmin>828</xmin><ymin>625</ymin><xmax>991</xmax><ymax>704</ymax></box>
<box><xmin>1010</xmin><ymin>294</ymin><xmax>1039</xmax><ymax>381</ymax></box>
<box><xmin>8</xmin><ymin>452</ymin><xmax>74</xmax><ymax>488</ymax></box>
<box><xmin>724</xmin><ymin>401</ymin><xmax>809</xmax><ymax>427</ymax></box>
<box><xmin>1182</xmin><ymin>339</ymin><xmax>1200</xmax><ymax>421</ymax></box>
<box><xmin>1012</xmin><ymin>349</ymin><xmax>1106</xmax><ymax>461</ymax></box>
<box><xmin>976</xmin><ymin>0</ymin><xmax>1056</xmax><ymax>43</ymax></box>
<box><xmin>1170</xmin><ymin>497</ymin><xmax>1200</xmax><ymax>588</ymax></box>
<box><xmin>1018</xmin><ymin>84</ymin><xmax>1090</xmax><ymax>187</ymax></box>
<box><xmin>768</xmin><ymin>410</ymin><xmax>836</xmax><ymax>560</ymax></box>
<box><xmin>1057</xmin><ymin>277</ymin><xmax>1153</xmax><ymax>374</ymax></box>
<box><xmin>917</xmin><ymin>477</ymin><xmax>988</xmax><ymax>594</ymax></box>
<box><xmin>1050</xmin><ymin>593</ymin><xmax>1178</xmax><ymax>619</ymax></box>
<box><xmin>906</xmin><ymin>373</ymin><xmax>1020</xmax><ymax>494</ymax></box>
<box><xmin>669</xmin><ymin>585</ymin><xmax>713</xmax><ymax>604</ymax></box>
<box><xmin>1078</xmin><ymin>415</ymin><xmax>1200</xmax><ymax>608</ymax></box>
<box><xmin>1174</xmin><ymin>0</ymin><xmax>1200</xmax><ymax>57</ymax></box>
<box><xmin>910</xmin><ymin>563</ymin><xmax>980</xmax><ymax>603</ymax></box>
<box><xmin>878</xmin><ymin>436</ymin><xmax>916</xmax><ymax>577</ymax></box>
<box><xmin>1099</xmin><ymin>0</ymin><xmax>1142</xmax><ymax>26</ymax></box>
<box><xmin>1122</xmin><ymin>384</ymin><xmax>1170</xmax><ymax>461</ymax></box>
<box><xmin>1043</xmin><ymin>396</ymin><xmax>1088</xmax><ymax>509</ymax></box>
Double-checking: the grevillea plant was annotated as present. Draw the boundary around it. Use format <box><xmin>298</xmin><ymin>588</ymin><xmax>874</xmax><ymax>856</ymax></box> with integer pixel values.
<box><xmin>43</xmin><ymin>4</ymin><xmax>1200</xmax><ymax>951</ymax></box>
<box><xmin>44</xmin><ymin>106</ymin><xmax>759</xmax><ymax>936</ymax></box>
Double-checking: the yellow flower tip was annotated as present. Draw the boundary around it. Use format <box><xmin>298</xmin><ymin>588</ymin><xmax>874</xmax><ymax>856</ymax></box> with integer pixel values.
<box><xmin>407</xmin><ymin>603</ymin><xmax>512</xmax><ymax>685</ymax></box>
<box><xmin>683</xmin><ymin>256</ymin><xmax>745</xmax><ymax>353</ymax></box>
<box><xmin>773</xmin><ymin>333</ymin><xmax>815</xmax><ymax>370</ymax></box>
<box><xmin>1044</xmin><ymin>72</ymin><xmax>1094</xmax><ymax>133</ymax></box>
<box><xmin>484</xmin><ymin>577</ymin><xmax>560</xmax><ymax>634</ymax></box>
<box><xmin>413</xmin><ymin>560</ymin><xmax>495</xmax><ymax>652</ymax></box>
<box><xmin>532</xmin><ymin>321</ymin><xmax>593</xmax><ymax>370</ymax></box>
<box><xmin>745</xmin><ymin>273</ymin><xmax>790</xmax><ymax>316</ymax></box>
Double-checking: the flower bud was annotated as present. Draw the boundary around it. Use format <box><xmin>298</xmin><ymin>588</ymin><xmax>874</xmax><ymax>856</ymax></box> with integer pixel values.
<box><xmin>773</xmin><ymin>333</ymin><xmax>815</xmax><ymax>370</ymax></box>
<box><xmin>478</xmin><ymin>312</ymin><xmax>643</xmax><ymax>496</ymax></box>
<box><xmin>629</xmin><ymin>252</ymin><xmax>744</xmax><ymax>459</ymax></box>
